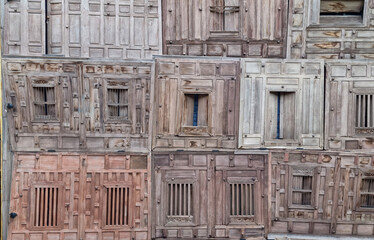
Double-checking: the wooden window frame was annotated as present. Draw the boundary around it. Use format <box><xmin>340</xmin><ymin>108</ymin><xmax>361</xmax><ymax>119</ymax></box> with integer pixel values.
<box><xmin>264</xmin><ymin>89</ymin><xmax>299</xmax><ymax>145</ymax></box>
<box><xmin>209</xmin><ymin>0</ymin><xmax>242</xmax><ymax>38</ymax></box>
<box><xmin>102</xmin><ymin>183</ymin><xmax>133</xmax><ymax>229</ymax></box>
<box><xmin>288</xmin><ymin>168</ymin><xmax>315</xmax><ymax>209</ymax></box>
<box><xmin>309</xmin><ymin>0</ymin><xmax>368</xmax><ymax>27</ymax></box>
<box><xmin>164</xmin><ymin>178</ymin><xmax>196</xmax><ymax>227</ymax></box>
<box><xmin>104</xmin><ymin>79</ymin><xmax>132</xmax><ymax>124</ymax></box>
<box><xmin>179</xmin><ymin>90</ymin><xmax>212</xmax><ymax>136</ymax></box>
<box><xmin>29</xmin><ymin>183</ymin><xmax>63</xmax><ymax>230</ymax></box>
<box><xmin>30</xmin><ymin>77</ymin><xmax>59</xmax><ymax>123</ymax></box>
<box><xmin>353</xmin><ymin>90</ymin><xmax>374</xmax><ymax>136</ymax></box>
<box><xmin>227</xmin><ymin>177</ymin><xmax>257</xmax><ymax>225</ymax></box>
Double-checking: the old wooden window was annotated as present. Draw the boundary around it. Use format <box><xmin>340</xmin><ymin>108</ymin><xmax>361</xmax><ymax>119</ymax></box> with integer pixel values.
<box><xmin>167</xmin><ymin>183</ymin><xmax>193</xmax><ymax>222</ymax></box>
<box><xmin>291</xmin><ymin>175</ymin><xmax>313</xmax><ymax>206</ymax></box>
<box><xmin>104</xmin><ymin>186</ymin><xmax>131</xmax><ymax>226</ymax></box>
<box><xmin>210</xmin><ymin>0</ymin><xmax>240</xmax><ymax>36</ymax></box>
<box><xmin>268</xmin><ymin>92</ymin><xmax>296</xmax><ymax>140</ymax></box>
<box><xmin>355</xmin><ymin>94</ymin><xmax>374</xmax><ymax>133</ymax></box>
<box><xmin>107</xmin><ymin>88</ymin><xmax>129</xmax><ymax>120</ymax></box>
<box><xmin>33</xmin><ymin>86</ymin><xmax>56</xmax><ymax>120</ymax></box>
<box><xmin>184</xmin><ymin>94</ymin><xmax>208</xmax><ymax>127</ymax></box>
<box><xmin>229</xmin><ymin>183</ymin><xmax>255</xmax><ymax>218</ymax></box>
<box><xmin>31</xmin><ymin>186</ymin><xmax>61</xmax><ymax>228</ymax></box>
<box><xmin>360</xmin><ymin>178</ymin><xmax>374</xmax><ymax>208</ymax></box>
<box><xmin>311</xmin><ymin>0</ymin><xmax>365</xmax><ymax>25</ymax></box>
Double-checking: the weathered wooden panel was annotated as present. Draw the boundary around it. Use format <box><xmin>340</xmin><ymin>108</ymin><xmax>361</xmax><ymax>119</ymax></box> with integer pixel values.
<box><xmin>4</xmin><ymin>0</ymin><xmax>161</xmax><ymax>59</ymax></box>
<box><xmin>325</xmin><ymin>60</ymin><xmax>374</xmax><ymax>151</ymax></box>
<box><xmin>7</xmin><ymin>153</ymin><xmax>150</xmax><ymax>240</ymax></box>
<box><xmin>288</xmin><ymin>0</ymin><xmax>374</xmax><ymax>59</ymax></box>
<box><xmin>153</xmin><ymin>152</ymin><xmax>267</xmax><ymax>239</ymax></box>
<box><xmin>3</xmin><ymin>59</ymin><xmax>152</xmax><ymax>152</ymax></box>
<box><xmin>239</xmin><ymin>59</ymin><xmax>324</xmax><ymax>149</ymax></box>
<box><xmin>269</xmin><ymin>151</ymin><xmax>374</xmax><ymax>236</ymax></box>
<box><xmin>153</xmin><ymin>57</ymin><xmax>240</xmax><ymax>150</ymax></box>
<box><xmin>162</xmin><ymin>0</ymin><xmax>288</xmax><ymax>57</ymax></box>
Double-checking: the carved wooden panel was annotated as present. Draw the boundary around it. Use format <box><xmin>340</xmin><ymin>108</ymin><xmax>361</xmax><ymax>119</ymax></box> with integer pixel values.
<box><xmin>153</xmin><ymin>153</ymin><xmax>267</xmax><ymax>239</ymax></box>
<box><xmin>4</xmin><ymin>0</ymin><xmax>161</xmax><ymax>59</ymax></box>
<box><xmin>162</xmin><ymin>0</ymin><xmax>287</xmax><ymax>58</ymax></box>
<box><xmin>153</xmin><ymin>57</ymin><xmax>240</xmax><ymax>150</ymax></box>
<box><xmin>288</xmin><ymin>0</ymin><xmax>374</xmax><ymax>59</ymax></box>
<box><xmin>239</xmin><ymin>59</ymin><xmax>324</xmax><ymax>149</ymax></box>
<box><xmin>7</xmin><ymin>153</ymin><xmax>150</xmax><ymax>240</ymax></box>
<box><xmin>269</xmin><ymin>151</ymin><xmax>374</xmax><ymax>236</ymax></box>
<box><xmin>325</xmin><ymin>60</ymin><xmax>374</xmax><ymax>151</ymax></box>
<box><xmin>3</xmin><ymin>59</ymin><xmax>152</xmax><ymax>152</ymax></box>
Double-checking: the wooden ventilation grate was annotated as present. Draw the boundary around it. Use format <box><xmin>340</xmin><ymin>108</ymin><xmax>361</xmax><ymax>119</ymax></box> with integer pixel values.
<box><xmin>356</xmin><ymin>94</ymin><xmax>374</xmax><ymax>129</ymax></box>
<box><xmin>108</xmin><ymin>88</ymin><xmax>129</xmax><ymax>120</ymax></box>
<box><xmin>33</xmin><ymin>187</ymin><xmax>59</xmax><ymax>227</ymax></box>
<box><xmin>292</xmin><ymin>176</ymin><xmax>313</xmax><ymax>205</ymax></box>
<box><xmin>230</xmin><ymin>183</ymin><xmax>255</xmax><ymax>216</ymax></box>
<box><xmin>105</xmin><ymin>187</ymin><xmax>130</xmax><ymax>226</ymax></box>
<box><xmin>361</xmin><ymin>179</ymin><xmax>374</xmax><ymax>208</ymax></box>
<box><xmin>168</xmin><ymin>183</ymin><xmax>193</xmax><ymax>217</ymax></box>
<box><xmin>33</xmin><ymin>87</ymin><xmax>56</xmax><ymax>119</ymax></box>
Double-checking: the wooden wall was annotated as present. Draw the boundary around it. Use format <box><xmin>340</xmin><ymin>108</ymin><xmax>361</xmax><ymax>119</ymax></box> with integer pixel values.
<box><xmin>4</xmin><ymin>0</ymin><xmax>161</xmax><ymax>59</ymax></box>
<box><xmin>325</xmin><ymin>60</ymin><xmax>374</xmax><ymax>151</ymax></box>
<box><xmin>153</xmin><ymin>57</ymin><xmax>240</xmax><ymax>151</ymax></box>
<box><xmin>162</xmin><ymin>0</ymin><xmax>287</xmax><ymax>58</ymax></box>
<box><xmin>153</xmin><ymin>152</ymin><xmax>267</xmax><ymax>239</ymax></box>
<box><xmin>3</xmin><ymin>59</ymin><xmax>152</xmax><ymax>152</ymax></box>
<box><xmin>269</xmin><ymin>150</ymin><xmax>374</xmax><ymax>236</ymax></box>
<box><xmin>288</xmin><ymin>0</ymin><xmax>374</xmax><ymax>59</ymax></box>
<box><xmin>239</xmin><ymin>59</ymin><xmax>324</xmax><ymax>149</ymax></box>
<box><xmin>8</xmin><ymin>153</ymin><xmax>150</xmax><ymax>240</ymax></box>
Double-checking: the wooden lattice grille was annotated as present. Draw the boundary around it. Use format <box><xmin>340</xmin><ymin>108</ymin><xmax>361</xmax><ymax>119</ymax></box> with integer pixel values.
<box><xmin>292</xmin><ymin>176</ymin><xmax>313</xmax><ymax>205</ymax></box>
<box><xmin>229</xmin><ymin>183</ymin><xmax>255</xmax><ymax>216</ymax></box>
<box><xmin>168</xmin><ymin>183</ymin><xmax>193</xmax><ymax>217</ymax></box>
<box><xmin>356</xmin><ymin>94</ymin><xmax>374</xmax><ymax>129</ymax></box>
<box><xmin>105</xmin><ymin>186</ymin><xmax>130</xmax><ymax>226</ymax></box>
<box><xmin>361</xmin><ymin>178</ymin><xmax>374</xmax><ymax>208</ymax></box>
<box><xmin>108</xmin><ymin>88</ymin><xmax>129</xmax><ymax>120</ymax></box>
<box><xmin>33</xmin><ymin>186</ymin><xmax>59</xmax><ymax>227</ymax></box>
<box><xmin>210</xmin><ymin>0</ymin><xmax>240</xmax><ymax>32</ymax></box>
<box><xmin>33</xmin><ymin>87</ymin><xmax>56</xmax><ymax>119</ymax></box>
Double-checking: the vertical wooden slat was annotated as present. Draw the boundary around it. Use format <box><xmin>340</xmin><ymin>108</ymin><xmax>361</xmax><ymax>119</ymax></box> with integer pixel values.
<box><xmin>188</xmin><ymin>183</ymin><xmax>191</xmax><ymax>216</ymax></box>
<box><xmin>179</xmin><ymin>183</ymin><xmax>182</xmax><ymax>216</ymax></box>
<box><xmin>48</xmin><ymin>187</ymin><xmax>52</xmax><ymax>226</ymax></box>
<box><xmin>115</xmin><ymin>187</ymin><xmax>119</xmax><ymax>225</ymax></box>
<box><xmin>241</xmin><ymin>184</ymin><xmax>244</xmax><ymax>216</ymax></box>
<box><xmin>119</xmin><ymin>188</ymin><xmax>123</xmax><ymax>225</ymax></box>
<box><xmin>54</xmin><ymin>187</ymin><xmax>58</xmax><ymax>226</ymax></box>
<box><xmin>40</xmin><ymin>187</ymin><xmax>45</xmax><ymax>226</ymax></box>
<box><xmin>183</xmin><ymin>184</ymin><xmax>187</xmax><ymax>215</ymax></box>
<box><xmin>236</xmin><ymin>184</ymin><xmax>239</xmax><ymax>215</ymax></box>
<box><xmin>35</xmin><ymin>187</ymin><xmax>40</xmax><ymax>226</ymax></box>
<box><xmin>111</xmin><ymin>187</ymin><xmax>115</xmax><ymax>225</ymax></box>
<box><xmin>357</xmin><ymin>95</ymin><xmax>362</xmax><ymax>127</ymax></box>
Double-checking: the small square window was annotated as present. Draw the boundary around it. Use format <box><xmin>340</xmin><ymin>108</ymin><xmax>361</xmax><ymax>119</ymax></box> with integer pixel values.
<box><xmin>183</xmin><ymin>94</ymin><xmax>208</xmax><ymax>127</ymax></box>
<box><xmin>292</xmin><ymin>175</ymin><xmax>313</xmax><ymax>205</ymax></box>
<box><xmin>360</xmin><ymin>178</ymin><xmax>374</xmax><ymax>208</ymax></box>
<box><xmin>355</xmin><ymin>94</ymin><xmax>374</xmax><ymax>134</ymax></box>
<box><xmin>33</xmin><ymin>86</ymin><xmax>56</xmax><ymax>120</ymax></box>
<box><xmin>104</xmin><ymin>186</ymin><xmax>131</xmax><ymax>226</ymax></box>
<box><xmin>167</xmin><ymin>183</ymin><xmax>193</xmax><ymax>222</ymax></box>
<box><xmin>319</xmin><ymin>0</ymin><xmax>365</xmax><ymax>24</ymax></box>
<box><xmin>229</xmin><ymin>183</ymin><xmax>255</xmax><ymax>217</ymax></box>
<box><xmin>107</xmin><ymin>88</ymin><xmax>129</xmax><ymax>120</ymax></box>
<box><xmin>210</xmin><ymin>0</ymin><xmax>240</xmax><ymax>37</ymax></box>
<box><xmin>31</xmin><ymin>186</ymin><xmax>61</xmax><ymax>228</ymax></box>
<box><xmin>267</xmin><ymin>92</ymin><xmax>296</xmax><ymax>140</ymax></box>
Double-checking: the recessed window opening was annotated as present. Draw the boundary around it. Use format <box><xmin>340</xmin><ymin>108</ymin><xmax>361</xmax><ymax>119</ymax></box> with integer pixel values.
<box><xmin>108</xmin><ymin>88</ymin><xmax>129</xmax><ymax>120</ymax></box>
<box><xmin>292</xmin><ymin>176</ymin><xmax>313</xmax><ymax>205</ymax></box>
<box><xmin>105</xmin><ymin>186</ymin><xmax>130</xmax><ymax>226</ymax></box>
<box><xmin>356</xmin><ymin>94</ymin><xmax>374</xmax><ymax>129</ymax></box>
<box><xmin>210</xmin><ymin>0</ymin><xmax>240</xmax><ymax>32</ymax></box>
<box><xmin>34</xmin><ymin>86</ymin><xmax>56</xmax><ymax>119</ymax></box>
<box><xmin>361</xmin><ymin>178</ymin><xmax>374</xmax><ymax>208</ymax></box>
<box><xmin>33</xmin><ymin>186</ymin><xmax>59</xmax><ymax>227</ymax></box>
<box><xmin>168</xmin><ymin>183</ymin><xmax>193</xmax><ymax>217</ymax></box>
<box><xmin>230</xmin><ymin>183</ymin><xmax>255</xmax><ymax>217</ymax></box>
<box><xmin>320</xmin><ymin>0</ymin><xmax>364</xmax><ymax>17</ymax></box>
<box><xmin>184</xmin><ymin>94</ymin><xmax>208</xmax><ymax>127</ymax></box>
<box><xmin>269</xmin><ymin>92</ymin><xmax>295</xmax><ymax>140</ymax></box>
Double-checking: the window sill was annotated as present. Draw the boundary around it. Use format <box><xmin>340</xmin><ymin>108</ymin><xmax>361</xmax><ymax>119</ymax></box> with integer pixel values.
<box><xmin>288</xmin><ymin>205</ymin><xmax>315</xmax><ymax>210</ymax></box>
<box><xmin>179</xmin><ymin>126</ymin><xmax>210</xmax><ymax>136</ymax></box>
<box><xmin>309</xmin><ymin>16</ymin><xmax>365</xmax><ymax>28</ymax></box>
<box><xmin>31</xmin><ymin>119</ymin><xmax>60</xmax><ymax>123</ymax></box>
<box><xmin>209</xmin><ymin>31</ymin><xmax>240</xmax><ymax>38</ymax></box>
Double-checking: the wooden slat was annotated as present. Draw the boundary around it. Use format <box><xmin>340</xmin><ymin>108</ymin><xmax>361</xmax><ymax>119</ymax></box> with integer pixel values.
<box><xmin>35</xmin><ymin>187</ymin><xmax>40</xmax><ymax>226</ymax></box>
